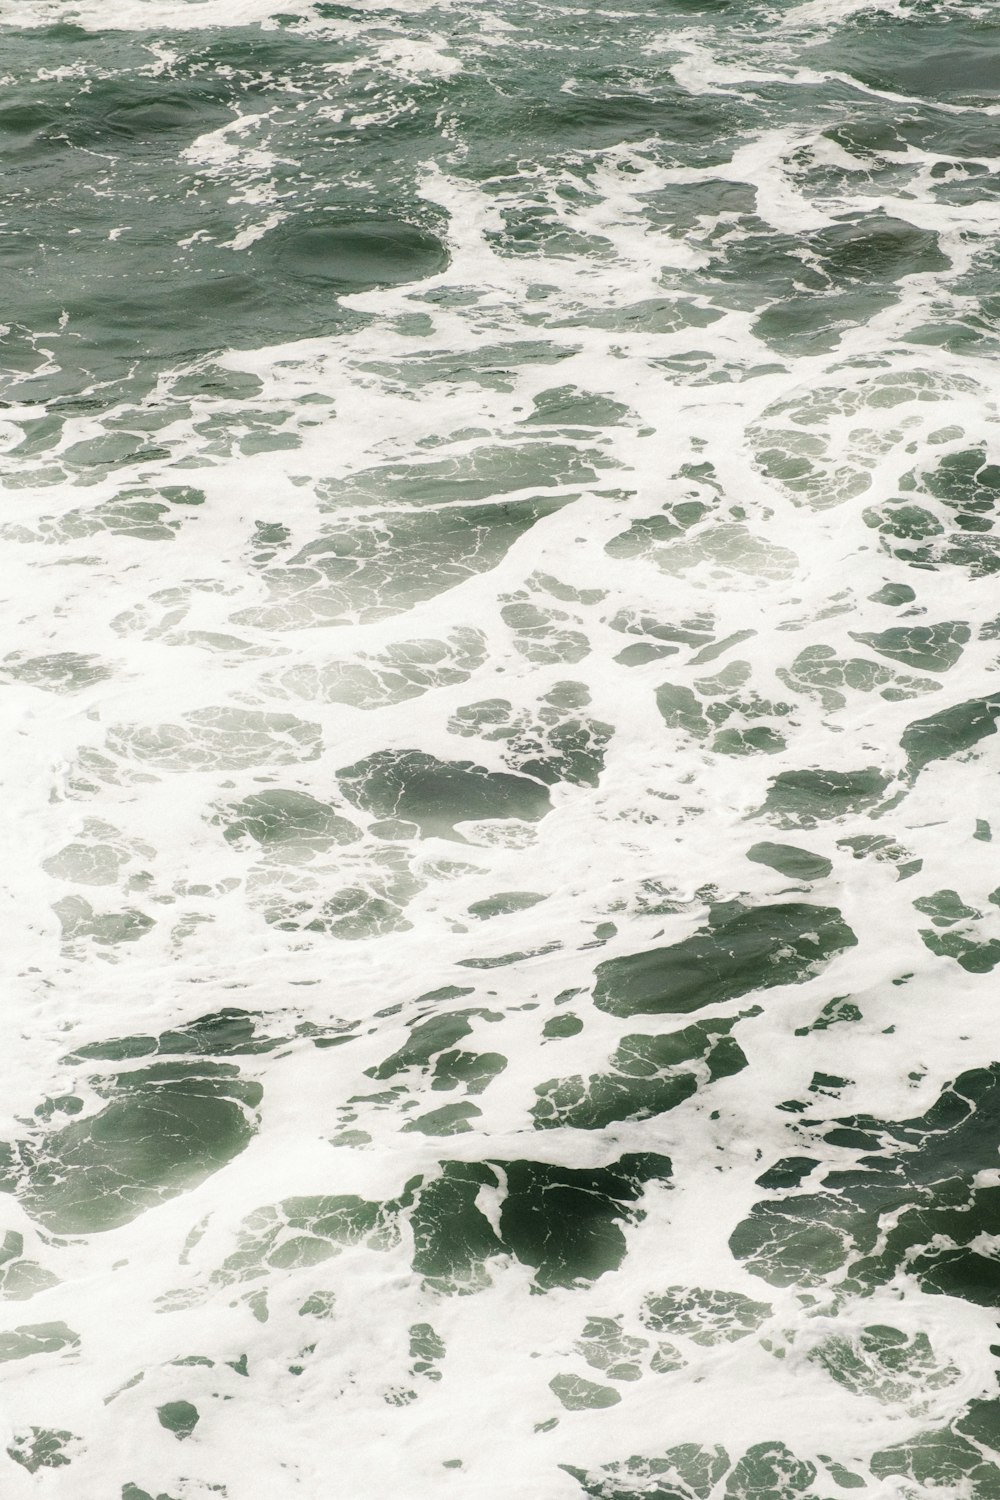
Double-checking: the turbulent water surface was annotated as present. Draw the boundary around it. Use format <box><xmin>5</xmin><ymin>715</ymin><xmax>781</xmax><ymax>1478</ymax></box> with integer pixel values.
<box><xmin>3</xmin><ymin>0</ymin><xmax>1000</xmax><ymax>1493</ymax></box>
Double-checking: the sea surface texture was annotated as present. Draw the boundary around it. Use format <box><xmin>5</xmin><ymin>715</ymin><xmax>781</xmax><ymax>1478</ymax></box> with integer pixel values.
<box><xmin>2</xmin><ymin>0</ymin><xmax>1000</xmax><ymax>1493</ymax></box>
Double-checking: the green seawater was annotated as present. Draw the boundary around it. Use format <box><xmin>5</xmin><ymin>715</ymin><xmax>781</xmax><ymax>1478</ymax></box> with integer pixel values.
<box><xmin>4</xmin><ymin>0</ymin><xmax>1000</xmax><ymax>1494</ymax></box>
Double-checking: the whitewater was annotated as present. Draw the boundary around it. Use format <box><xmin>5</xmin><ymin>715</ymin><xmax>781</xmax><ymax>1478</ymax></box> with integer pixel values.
<box><xmin>2</xmin><ymin>0</ymin><xmax>1000</xmax><ymax>1494</ymax></box>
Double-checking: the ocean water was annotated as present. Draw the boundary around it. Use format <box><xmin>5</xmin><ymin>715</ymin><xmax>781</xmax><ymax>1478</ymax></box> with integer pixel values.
<box><xmin>2</xmin><ymin>0</ymin><xmax>1000</xmax><ymax>1493</ymax></box>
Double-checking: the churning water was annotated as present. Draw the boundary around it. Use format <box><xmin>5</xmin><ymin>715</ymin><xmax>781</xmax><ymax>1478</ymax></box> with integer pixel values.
<box><xmin>3</xmin><ymin>0</ymin><xmax>1000</xmax><ymax>1494</ymax></box>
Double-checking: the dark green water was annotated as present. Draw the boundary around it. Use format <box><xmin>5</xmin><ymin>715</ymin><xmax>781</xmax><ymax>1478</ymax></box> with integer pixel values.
<box><xmin>3</xmin><ymin>0</ymin><xmax>1000</xmax><ymax>1493</ymax></box>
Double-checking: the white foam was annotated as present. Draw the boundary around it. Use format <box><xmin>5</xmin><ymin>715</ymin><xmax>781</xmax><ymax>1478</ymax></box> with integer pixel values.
<box><xmin>3</xmin><ymin>0</ymin><xmax>1000</xmax><ymax>1493</ymax></box>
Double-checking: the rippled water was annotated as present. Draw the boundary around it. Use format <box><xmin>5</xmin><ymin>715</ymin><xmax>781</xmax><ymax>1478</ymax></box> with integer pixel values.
<box><xmin>3</xmin><ymin>0</ymin><xmax>1000</xmax><ymax>1493</ymax></box>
